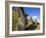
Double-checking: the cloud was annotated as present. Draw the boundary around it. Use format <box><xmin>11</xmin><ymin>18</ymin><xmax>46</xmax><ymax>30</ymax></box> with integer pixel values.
<box><xmin>27</xmin><ymin>16</ymin><xmax>40</xmax><ymax>22</ymax></box>
<box><xmin>32</xmin><ymin>16</ymin><xmax>40</xmax><ymax>22</ymax></box>
<box><xmin>27</xmin><ymin>16</ymin><xmax>30</xmax><ymax>20</ymax></box>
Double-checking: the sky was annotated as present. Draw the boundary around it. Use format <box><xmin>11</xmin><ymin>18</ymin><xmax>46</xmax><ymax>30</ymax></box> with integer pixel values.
<box><xmin>23</xmin><ymin>7</ymin><xmax>40</xmax><ymax>21</ymax></box>
<box><xmin>12</xmin><ymin>7</ymin><xmax>40</xmax><ymax>22</ymax></box>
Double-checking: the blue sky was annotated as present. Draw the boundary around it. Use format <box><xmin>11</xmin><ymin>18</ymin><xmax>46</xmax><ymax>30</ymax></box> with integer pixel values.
<box><xmin>23</xmin><ymin>7</ymin><xmax>40</xmax><ymax>20</ymax></box>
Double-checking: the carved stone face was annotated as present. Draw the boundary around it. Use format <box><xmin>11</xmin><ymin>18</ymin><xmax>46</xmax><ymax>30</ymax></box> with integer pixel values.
<box><xmin>12</xmin><ymin>7</ymin><xmax>26</xmax><ymax>31</ymax></box>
